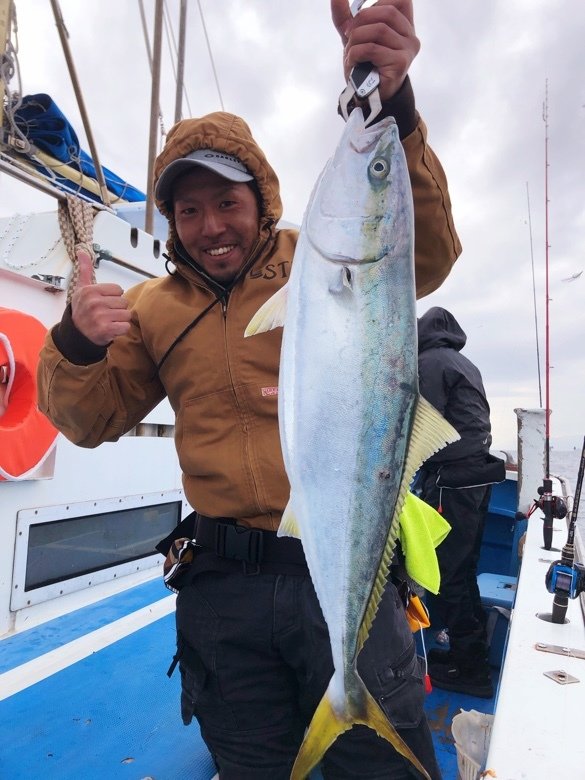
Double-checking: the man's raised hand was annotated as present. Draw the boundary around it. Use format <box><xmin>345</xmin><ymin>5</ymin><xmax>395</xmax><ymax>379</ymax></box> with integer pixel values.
<box><xmin>331</xmin><ymin>0</ymin><xmax>420</xmax><ymax>103</ymax></box>
<box><xmin>71</xmin><ymin>249</ymin><xmax>132</xmax><ymax>346</ymax></box>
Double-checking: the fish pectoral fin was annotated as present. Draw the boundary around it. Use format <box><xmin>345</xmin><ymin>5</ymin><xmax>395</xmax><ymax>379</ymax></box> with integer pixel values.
<box><xmin>291</xmin><ymin>677</ymin><xmax>431</xmax><ymax>780</ymax></box>
<box><xmin>244</xmin><ymin>283</ymin><xmax>288</xmax><ymax>336</ymax></box>
<box><xmin>327</xmin><ymin>265</ymin><xmax>353</xmax><ymax>295</ymax></box>
<box><xmin>277</xmin><ymin>500</ymin><xmax>302</xmax><ymax>539</ymax></box>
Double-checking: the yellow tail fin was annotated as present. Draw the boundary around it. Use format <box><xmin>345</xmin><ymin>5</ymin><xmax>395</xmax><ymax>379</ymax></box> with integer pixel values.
<box><xmin>290</xmin><ymin>688</ymin><xmax>352</xmax><ymax>780</ymax></box>
<box><xmin>290</xmin><ymin>676</ymin><xmax>431</xmax><ymax>779</ymax></box>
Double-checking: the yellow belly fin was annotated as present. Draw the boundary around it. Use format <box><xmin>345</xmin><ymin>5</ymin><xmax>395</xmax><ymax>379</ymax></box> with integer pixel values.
<box><xmin>244</xmin><ymin>282</ymin><xmax>289</xmax><ymax>336</ymax></box>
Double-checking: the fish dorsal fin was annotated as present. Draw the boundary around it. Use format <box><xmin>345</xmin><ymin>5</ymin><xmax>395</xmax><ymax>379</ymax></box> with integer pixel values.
<box><xmin>244</xmin><ymin>282</ymin><xmax>289</xmax><ymax>337</ymax></box>
<box><xmin>278</xmin><ymin>499</ymin><xmax>302</xmax><ymax>539</ymax></box>
<box><xmin>357</xmin><ymin>395</ymin><xmax>460</xmax><ymax>651</ymax></box>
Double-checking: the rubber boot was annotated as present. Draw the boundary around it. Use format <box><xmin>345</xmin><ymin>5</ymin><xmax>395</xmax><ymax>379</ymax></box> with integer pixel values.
<box><xmin>427</xmin><ymin>646</ymin><xmax>453</xmax><ymax>665</ymax></box>
<box><xmin>429</xmin><ymin>636</ymin><xmax>493</xmax><ymax>698</ymax></box>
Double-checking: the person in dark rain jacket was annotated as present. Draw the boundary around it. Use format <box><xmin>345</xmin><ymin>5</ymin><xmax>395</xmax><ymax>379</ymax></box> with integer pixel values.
<box><xmin>417</xmin><ymin>307</ymin><xmax>505</xmax><ymax>699</ymax></box>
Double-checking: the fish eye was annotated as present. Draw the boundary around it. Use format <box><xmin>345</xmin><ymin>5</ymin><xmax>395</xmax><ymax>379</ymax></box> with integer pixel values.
<box><xmin>369</xmin><ymin>156</ymin><xmax>389</xmax><ymax>179</ymax></box>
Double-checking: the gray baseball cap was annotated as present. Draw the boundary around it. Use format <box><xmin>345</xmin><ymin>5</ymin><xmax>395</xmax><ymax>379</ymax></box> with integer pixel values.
<box><xmin>155</xmin><ymin>149</ymin><xmax>254</xmax><ymax>201</ymax></box>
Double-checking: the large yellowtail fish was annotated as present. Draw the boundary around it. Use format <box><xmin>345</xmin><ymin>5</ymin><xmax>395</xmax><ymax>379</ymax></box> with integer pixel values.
<box><xmin>246</xmin><ymin>108</ymin><xmax>458</xmax><ymax>779</ymax></box>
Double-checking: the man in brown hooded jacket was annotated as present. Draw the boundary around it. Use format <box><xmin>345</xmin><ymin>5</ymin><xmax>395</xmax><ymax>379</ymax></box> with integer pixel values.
<box><xmin>38</xmin><ymin>2</ymin><xmax>461</xmax><ymax>777</ymax></box>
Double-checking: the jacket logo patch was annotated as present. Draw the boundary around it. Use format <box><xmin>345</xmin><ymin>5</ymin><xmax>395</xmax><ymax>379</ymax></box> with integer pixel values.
<box><xmin>261</xmin><ymin>386</ymin><xmax>278</xmax><ymax>397</ymax></box>
<box><xmin>249</xmin><ymin>260</ymin><xmax>291</xmax><ymax>280</ymax></box>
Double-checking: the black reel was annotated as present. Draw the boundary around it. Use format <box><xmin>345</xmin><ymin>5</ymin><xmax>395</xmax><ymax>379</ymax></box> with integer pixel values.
<box><xmin>537</xmin><ymin>479</ymin><xmax>568</xmax><ymax>550</ymax></box>
<box><xmin>516</xmin><ymin>481</ymin><xmax>569</xmax><ymax>549</ymax></box>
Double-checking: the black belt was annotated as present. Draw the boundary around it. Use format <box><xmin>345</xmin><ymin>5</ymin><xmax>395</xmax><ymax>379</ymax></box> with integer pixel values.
<box><xmin>156</xmin><ymin>511</ymin><xmax>307</xmax><ymax>571</ymax></box>
<box><xmin>193</xmin><ymin>514</ymin><xmax>307</xmax><ymax>567</ymax></box>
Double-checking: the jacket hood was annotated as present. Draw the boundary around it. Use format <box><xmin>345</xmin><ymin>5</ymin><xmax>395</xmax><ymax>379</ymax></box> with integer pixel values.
<box><xmin>417</xmin><ymin>306</ymin><xmax>467</xmax><ymax>353</ymax></box>
<box><xmin>153</xmin><ymin>111</ymin><xmax>283</xmax><ymax>265</ymax></box>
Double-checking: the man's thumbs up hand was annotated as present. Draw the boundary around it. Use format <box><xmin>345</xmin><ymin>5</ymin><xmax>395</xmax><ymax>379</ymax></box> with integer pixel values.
<box><xmin>75</xmin><ymin>247</ymin><xmax>97</xmax><ymax>288</ymax></box>
<box><xmin>71</xmin><ymin>249</ymin><xmax>131</xmax><ymax>346</ymax></box>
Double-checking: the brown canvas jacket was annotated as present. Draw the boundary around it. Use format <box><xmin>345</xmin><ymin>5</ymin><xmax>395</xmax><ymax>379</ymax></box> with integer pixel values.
<box><xmin>38</xmin><ymin>109</ymin><xmax>461</xmax><ymax>531</ymax></box>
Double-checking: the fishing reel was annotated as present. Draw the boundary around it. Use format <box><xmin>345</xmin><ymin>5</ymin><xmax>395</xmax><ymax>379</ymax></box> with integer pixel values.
<box><xmin>536</xmin><ymin>481</ymin><xmax>568</xmax><ymax>519</ymax></box>
<box><xmin>537</xmin><ymin>479</ymin><xmax>568</xmax><ymax>550</ymax></box>
<box><xmin>545</xmin><ymin>560</ymin><xmax>585</xmax><ymax>623</ymax></box>
<box><xmin>516</xmin><ymin>478</ymin><xmax>568</xmax><ymax>550</ymax></box>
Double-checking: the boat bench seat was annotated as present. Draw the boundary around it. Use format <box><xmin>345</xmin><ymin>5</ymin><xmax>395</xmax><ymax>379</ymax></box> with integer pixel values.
<box><xmin>478</xmin><ymin>572</ymin><xmax>517</xmax><ymax>667</ymax></box>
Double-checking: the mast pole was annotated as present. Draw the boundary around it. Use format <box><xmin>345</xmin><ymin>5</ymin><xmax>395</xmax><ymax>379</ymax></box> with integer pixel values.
<box><xmin>49</xmin><ymin>0</ymin><xmax>111</xmax><ymax>206</ymax></box>
<box><xmin>174</xmin><ymin>0</ymin><xmax>187</xmax><ymax>124</ymax></box>
<box><xmin>543</xmin><ymin>80</ymin><xmax>551</xmax><ymax>478</ymax></box>
<box><xmin>145</xmin><ymin>0</ymin><xmax>164</xmax><ymax>235</ymax></box>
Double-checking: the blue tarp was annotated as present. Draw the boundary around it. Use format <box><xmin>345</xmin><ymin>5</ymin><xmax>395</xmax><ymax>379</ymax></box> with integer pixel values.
<box><xmin>13</xmin><ymin>93</ymin><xmax>146</xmax><ymax>203</ymax></box>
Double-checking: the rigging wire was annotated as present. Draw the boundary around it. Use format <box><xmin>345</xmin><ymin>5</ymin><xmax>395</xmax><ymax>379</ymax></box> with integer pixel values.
<box><xmin>137</xmin><ymin>0</ymin><xmax>225</xmax><ymax>132</ymax></box>
<box><xmin>196</xmin><ymin>0</ymin><xmax>225</xmax><ymax>111</ymax></box>
<box><xmin>525</xmin><ymin>181</ymin><xmax>543</xmax><ymax>408</ymax></box>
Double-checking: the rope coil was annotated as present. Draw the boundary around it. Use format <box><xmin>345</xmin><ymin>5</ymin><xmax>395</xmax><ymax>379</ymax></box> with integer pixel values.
<box><xmin>58</xmin><ymin>194</ymin><xmax>97</xmax><ymax>303</ymax></box>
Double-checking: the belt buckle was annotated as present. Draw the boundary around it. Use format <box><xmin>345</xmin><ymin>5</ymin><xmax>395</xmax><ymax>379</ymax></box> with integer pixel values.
<box><xmin>214</xmin><ymin>522</ymin><xmax>264</xmax><ymax>568</ymax></box>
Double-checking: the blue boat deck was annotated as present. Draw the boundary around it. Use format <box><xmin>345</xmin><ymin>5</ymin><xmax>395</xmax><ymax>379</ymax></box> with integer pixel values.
<box><xmin>0</xmin><ymin>580</ymin><xmax>216</xmax><ymax>780</ymax></box>
<box><xmin>1</xmin><ymin>482</ymin><xmax>518</xmax><ymax>779</ymax></box>
<box><xmin>0</xmin><ymin>574</ymin><xmax>502</xmax><ymax>780</ymax></box>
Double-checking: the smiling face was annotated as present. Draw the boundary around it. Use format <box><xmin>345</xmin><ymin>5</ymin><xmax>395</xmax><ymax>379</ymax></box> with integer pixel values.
<box><xmin>172</xmin><ymin>167</ymin><xmax>261</xmax><ymax>284</ymax></box>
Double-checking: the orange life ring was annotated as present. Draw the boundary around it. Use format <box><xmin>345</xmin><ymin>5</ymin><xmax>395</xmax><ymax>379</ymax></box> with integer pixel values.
<box><xmin>0</xmin><ymin>307</ymin><xmax>59</xmax><ymax>481</ymax></box>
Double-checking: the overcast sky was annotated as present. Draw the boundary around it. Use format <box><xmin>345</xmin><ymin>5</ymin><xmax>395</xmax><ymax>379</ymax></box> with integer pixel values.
<box><xmin>2</xmin><ymin>0</ymin><xmax>584</xmax><ymax>450</ymax></box>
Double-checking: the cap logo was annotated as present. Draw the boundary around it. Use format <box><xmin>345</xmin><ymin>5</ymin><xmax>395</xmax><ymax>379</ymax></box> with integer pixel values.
<box><xmin>203</xmin><ymin>152</ymin><xmax>240</xmax><ymax>163</ymax></box>
<box><xmin>155</xmin><ymin>146</ymin><xmax>253</xmax><ymax>201</ymax></box>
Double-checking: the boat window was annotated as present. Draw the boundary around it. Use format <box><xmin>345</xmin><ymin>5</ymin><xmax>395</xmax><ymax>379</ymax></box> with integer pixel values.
<box><xmin>11</xmin><ymin>490</ymin><xmax>185</xmax><ymax>610</ymax></box>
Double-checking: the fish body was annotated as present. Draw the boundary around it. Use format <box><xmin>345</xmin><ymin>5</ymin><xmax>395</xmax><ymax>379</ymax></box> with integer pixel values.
<box><xmin>246</xmin><ymin>108</ymin><xmax>458</xmax><ymax>778</ymax></box>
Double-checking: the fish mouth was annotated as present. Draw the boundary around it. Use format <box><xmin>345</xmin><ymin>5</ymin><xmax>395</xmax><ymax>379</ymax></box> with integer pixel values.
<box><xmin>339</xmin><ymin>108</ymin><xmax>397</xmax><ymax>155</ymax></box>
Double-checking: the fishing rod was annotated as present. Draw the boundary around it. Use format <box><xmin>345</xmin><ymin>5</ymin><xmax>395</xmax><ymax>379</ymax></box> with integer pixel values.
<box><xmin>540</xmin><ymin>80</ymin><xmax>554</xmax><ymax>549</ymax></box>
<box><xmin>545</xmin><ymin>436</ymin><xmax>585</xmax><ymax>624</ymax></box>
<box><xmin>533</xmin><ymin>80</ymin><xmax>557</xmax><ymax>550</ymax></box>
<box><xmin>516</xmin><ymin>83</ymin><xmax>564</xmax><ymax>549</ymax></box>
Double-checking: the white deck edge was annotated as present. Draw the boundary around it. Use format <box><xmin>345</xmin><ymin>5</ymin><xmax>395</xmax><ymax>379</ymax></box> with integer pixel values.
<box><xmin>484</xmin><ymin>514</ymin><xmax>584</xmax><ymax>777</ymax></box>
<box><xmin>0</xmin><ymin>594</ymin><xmax>176</xmax><ymax>700</ymax></box>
